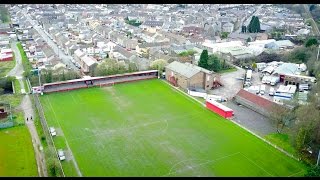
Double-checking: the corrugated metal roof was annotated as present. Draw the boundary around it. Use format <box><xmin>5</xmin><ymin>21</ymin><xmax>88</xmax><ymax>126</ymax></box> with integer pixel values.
<box><xmin>166</xmin><ymin>61</ymin><xmax>200</xmax><ymax>78</ymax></box>
<box><xmin>273</xmin><ymin>63</ymin><xmax>299</xmax><ymax>75</ymax></box>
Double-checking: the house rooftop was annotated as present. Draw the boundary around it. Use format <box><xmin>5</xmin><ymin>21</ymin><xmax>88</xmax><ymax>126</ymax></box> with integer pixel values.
<box><xmin>272</xmin><ymin>63</ymin><xmax>300</xmax><ymax>76</ymax></box>
<box><xmin>166</xmin><ymin>61</ymin><xmax>213</xmax><ymax>79</ymax></box>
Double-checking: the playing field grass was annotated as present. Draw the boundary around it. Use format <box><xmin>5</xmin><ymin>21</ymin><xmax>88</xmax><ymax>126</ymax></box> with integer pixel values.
<box><xmin>40</xmin><ymin>79</ymin><xmax>306</xmax><ymax>177</ymax></box>
<box><xmin>0</xmin><ymin>126</ymin><xmax>38</xmax><ymax>176</ymax></box>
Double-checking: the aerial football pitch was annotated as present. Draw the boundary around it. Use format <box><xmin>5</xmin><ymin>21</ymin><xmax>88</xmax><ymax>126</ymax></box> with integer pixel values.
<box><xmin>40</xmin><ymin>79</ymin><xmax>306</xmax><ymax>177</ymax></box>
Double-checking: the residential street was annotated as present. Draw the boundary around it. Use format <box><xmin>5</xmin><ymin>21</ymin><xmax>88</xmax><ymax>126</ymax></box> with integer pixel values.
<box><xmin>234</xmin><ymin>5</ymin><xmax>264</xmax><ymax>33</ymax></box>
<box><xmin>7</xmin><ymin>41</ymin><xmax>48</xmax><ymax>177</ymax></box>
<box><xmin>22</xmin><ymin>11</ymin><xmax>78</xmax><ymax>70</ymax></box>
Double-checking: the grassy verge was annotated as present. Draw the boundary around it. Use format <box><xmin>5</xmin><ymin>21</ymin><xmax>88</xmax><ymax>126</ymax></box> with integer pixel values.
<box><xmin>0</xmin><ymin>53</ymin><xmax>15</xmax><ymax>77</ymax></box>
<box><xmin>218</xmin><ymin>67</ymin><xmax>237</xmax><ymax>74</ymax></box>
<box><xmin>17</xmin><ymin>42</ymin><xmax>32</xmax><ymax>76</ymax></box>
<box><xmin>0</xmin><ymin>93</ymin><xmax>24</xmax><ymax>126</ymax></box>
<box><xmin>194</xmin><ymin>96</ymin><xmax>206</xmax><ymax>104</ymax></box>
<box><xmin>264</xmin><ymin>133</ymin><xmax>298</xmax><ymax>157</ymax></box>
<box><xmin>31</xmin><ymin>93</ymin><xmax>66</xmax><ymax>177</ymax></box>
<box><xmin>0</xmin><ymin>93</ymin><xmax>22</xmax><ymax>107</ymax></box>
<box><xmin>23</xmin><ymin>78</ymin><xmax>29</xmax><ymax>93</ymax></box>
<box><xmin>13</xmin><ymin>78</ymin><xmax>21</xmax><ymax>94</ymax></box>
<box><xmin>0</xmin><ymin>126</ymin><xmax>38</xmax><ymax>176</ymax></box>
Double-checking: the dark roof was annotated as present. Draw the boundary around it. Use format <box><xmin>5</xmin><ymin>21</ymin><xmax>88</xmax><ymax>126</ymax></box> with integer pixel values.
<box><xmin>182</xmin><ymin>26</ymin><xmax>204</xmax><ymax>34</ymax></box>
<box><xmin>142</xmin><ymin>21</ymin><xmax>164</xmax><ymax>27</ymax></box>
<box><xmin>235</xmin><ymin>89</ymin><xmax>280</xmax><ymax>111</ymax></box>
<box><xmin>228</xmin><ymin>33</ymin><xmax>252</xmax><ymax>40</ymax></box>
<box><xmin>139</xmin><ymin>41</ymin><xmax>170</xmax><ymax>48</ymax></box>
<box><xmin>113</xmin><ymin>46</ymin><xmax>134</xmax><ymax>59</ymax></box>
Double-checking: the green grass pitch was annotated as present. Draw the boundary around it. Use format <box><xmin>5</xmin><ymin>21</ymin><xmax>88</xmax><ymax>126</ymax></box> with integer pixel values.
<box><xmin>40</xmin><ymin>79</ymin><xmax>306</xmax><ymax>177</ymax></box>
<box><xmin>0</xmin><ymin>126</ymin><xmax>38</xmax><ymax>176</ymax></box>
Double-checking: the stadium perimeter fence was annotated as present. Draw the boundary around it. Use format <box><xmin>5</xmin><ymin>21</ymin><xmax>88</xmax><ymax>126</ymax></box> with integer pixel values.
<box><xmin>42</xmin><ymin>70</ymin><xmax>159</xmax><ymax>94</ymax></box>
<box><xmin>28</xmin><ymin>78</ymin><xmax>65</xmax><ymax>177</ymax></box>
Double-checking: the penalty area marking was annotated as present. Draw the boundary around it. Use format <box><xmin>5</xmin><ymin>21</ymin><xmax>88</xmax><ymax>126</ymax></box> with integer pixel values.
<box><xmin>164</xmin><ymin>152</ymin><xmax>241</xmax><ymax>177</ymax></box>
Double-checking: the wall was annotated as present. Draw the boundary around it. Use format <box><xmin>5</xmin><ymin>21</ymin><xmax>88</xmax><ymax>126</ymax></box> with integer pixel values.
<box><xmin>204</xmin><ymin>73</ymin><xmax>215</xmax><ymax>90</ymax></box>
<box><xmin>234</xmin><ymin>96</ymin><xmax>270</xmax><ymax>117</ymax></box>
<box><xmin>165</xmin><ymin>69</ymin><xmax>188</xmax><ymax>90</ymax></box>
<box><xmin>206</xmin><ymin>101</ymin><xmax>233</xmax><ymax>118</ymax></box>
<box><xmin>189</xmin><ymin>72</ymin><xmax>204</xmax><ymax>90</ymax></box>
<box><xmin>188</xmin><ymin>89</ymin><xmax>207</xmax><ymax>98</ymax></box>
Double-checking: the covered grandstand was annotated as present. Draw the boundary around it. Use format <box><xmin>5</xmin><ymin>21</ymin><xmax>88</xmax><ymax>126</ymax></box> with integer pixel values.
<box><xmin>41</xmin><ymin>70</ymin><xmax>158</xmax><ymax>93</ymax></box>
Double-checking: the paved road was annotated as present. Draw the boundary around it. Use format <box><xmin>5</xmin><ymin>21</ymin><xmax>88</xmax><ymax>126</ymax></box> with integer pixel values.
<box><xmin>22</xmin><ymin>11</ymin><xmax>78</xmax><ymax>70</ymax></box>
<box><xmin>234</xmin><ymin>5</ymin><xmax>264</xmax><ymax>33</ymax></box>
<box><xmin>208</xmin><ymin>66</ymin><xmax>245</xmax><ymax>100</ymax></box>
<box><xmin>7</xmin><ymin>42</ymin><xmax>48</xmax><ymax>177</ymax></box>
<box><xmin>226</xmin><ymin>101</ymin><xmax>276</xmax><ymax>137</ymax></box>
<box><xmin>7</xmin><ymin>41</ymin><xmax>24</xmax><ymax>78</ymax></box>
<box><xmin>303</xmin><ymin>4</ymin><xmax>320</xmax><ymax>36</ymax></box>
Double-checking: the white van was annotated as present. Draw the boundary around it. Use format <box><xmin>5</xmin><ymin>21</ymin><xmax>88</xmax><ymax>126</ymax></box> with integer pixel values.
<box><xmin>269</xmin><ymin>87</ymin><xmax>275</xmax><ymax>96</ymax></box>
<box><xmin>57</xmin><ymin>149</ymin><xmax>66</xmax><ymax>161</ymax></box>
<box><xmin>49</xmin><ymin>127</ymin><xmax>56</xmax><ymax>136</ymax></box>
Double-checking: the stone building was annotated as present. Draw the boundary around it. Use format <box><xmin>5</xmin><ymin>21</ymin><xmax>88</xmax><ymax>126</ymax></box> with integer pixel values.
<box><xmin>165</xmin><ymin>61</ymin><xmax>216</xmax><ymax>91</ymax></box>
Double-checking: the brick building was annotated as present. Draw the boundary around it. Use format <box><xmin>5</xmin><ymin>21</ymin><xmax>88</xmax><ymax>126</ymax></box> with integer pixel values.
<box><xmin>165</xmin><ymin>61</ymin><xmax>216</xmax><ymax>91</ymax></box>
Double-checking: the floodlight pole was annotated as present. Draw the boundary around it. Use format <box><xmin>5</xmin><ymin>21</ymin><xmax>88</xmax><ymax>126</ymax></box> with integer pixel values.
<box><xmin>38</xmin><ymin>68</ymin><xmax>41</xmax><ymax>87</ymax></box>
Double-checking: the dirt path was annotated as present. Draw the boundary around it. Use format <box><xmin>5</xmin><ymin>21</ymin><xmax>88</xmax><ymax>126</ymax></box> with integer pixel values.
<box><xmin>20</xmin><ymin>94</ymin><xmax>48</xmax><ymax>177</ymax></box>
<box><xmin>7</xmin><ymin>41</ymin><xmax>24</xmax><ymax>77</ymax></box>
<box><xmin>7</xmin><ymin>41</ymin><xmax>48</xmax><ymax>177</ymax></box>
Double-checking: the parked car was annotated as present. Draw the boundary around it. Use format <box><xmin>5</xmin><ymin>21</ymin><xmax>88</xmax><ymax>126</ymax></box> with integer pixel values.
<box><xmin>49</xmin><ymin>127</ymin><xmax>56</xmax><ymax>136</ymax></box>
<box><xmin>269</xmin><ymin>88</ymin><xmax>275</xmax><ymax>96</ymax></box>
<box><xmin>260</xmin><ymin>85</ymin><xmax>266</xmax><ymax>95</ymax></box>
<box><xmin>57</xmin><ymin>149</ymin><xmax>66</xmax><ymax>161</ymax></box>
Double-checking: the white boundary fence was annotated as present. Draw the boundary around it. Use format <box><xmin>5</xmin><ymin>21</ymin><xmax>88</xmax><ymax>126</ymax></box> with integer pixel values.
<box><xmin>28</xmin><ymin>78</ymin><xmax>65</xmax><ymax>177</ymax></box>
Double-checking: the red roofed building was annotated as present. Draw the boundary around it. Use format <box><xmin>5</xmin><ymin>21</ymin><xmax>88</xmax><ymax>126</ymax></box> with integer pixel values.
<box><xmin>234</xmin><ymin>89</ymin><xmax>281</xmax><ymax>116</ymax></box>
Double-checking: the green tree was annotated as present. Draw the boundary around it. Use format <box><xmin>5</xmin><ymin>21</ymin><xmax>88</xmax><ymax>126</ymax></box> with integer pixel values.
<box><xmin>128</xmin><ymin>62</ymin><xmax>138</xmax><ymax>72</ymax></box>
<box><xmin>150</xmin><ymin>59</ymin><xmax>168</xmax><ymax>72</ymax></box>
<box><xmin>305</xmin><ymin>38</ymin><xmax>319</xmax><ymax>48</ymax></box>
<box><xmin>252</xmin><ymin>62</ymin><xmax>257</xmax><ymax>70</ymax></box>
<box><xmin>305</xmin><ymin>165</ymin><xmax>320</xmax><ymax>177</ymax></box>
<box><xmin>269</xmin><ymin>105</ymin><xmax>296</xmax><ymax>133</ymax></box>
<box><xmin>248</xmin><ymin>16</ymin><xmax>261</xmax><ymax>33</ymax></box>
<box><xmin>212</xmin><ymin>57</ymin><xmax>221</xmax><ymax>72</ymax></box>
<box><xmin>61</xmin><ymin>70</ymin><xmax>66</xmax><ymax>81</ymax></box>
<box><xmin>247</xmin><ymin>16</ymin><xmax>255</xmax><ymax>33</ymax></box>
<box><xmin>222</xmin><ymin>59</ymin><xmax>226</xmax><ymax>69</ymax></box>
<box><xmin>207</xmin><ymin>55</ymin><xmax>221</xmax><ymax>72</ymax></box>
<box><xmin>44</xmin><ymin>70</ymin><xmax>53</xmax><ymax>83</ymax></box>
<box><xmin>255</xmin><ymin>16</ymin><xmax>261</xmax><ymax>33</ymax></box>
<box><xmin>246</xmin><ymin>37</ymin><xmax>251</xmax><ymax>43</ymax></box>
<box><xmin>221</xmin><ymin>32</ymin><xmax>229</xmax><ymax>39</ymax></box>
<box><xmin>241</xmin><ymin>25</ymin><xmax>247</xmax><ymax>33</ymax></box>
<box><xmin>198</xmin><ymin>50</ymin><xmax>209</xmax><ymax>69</ymax></box>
